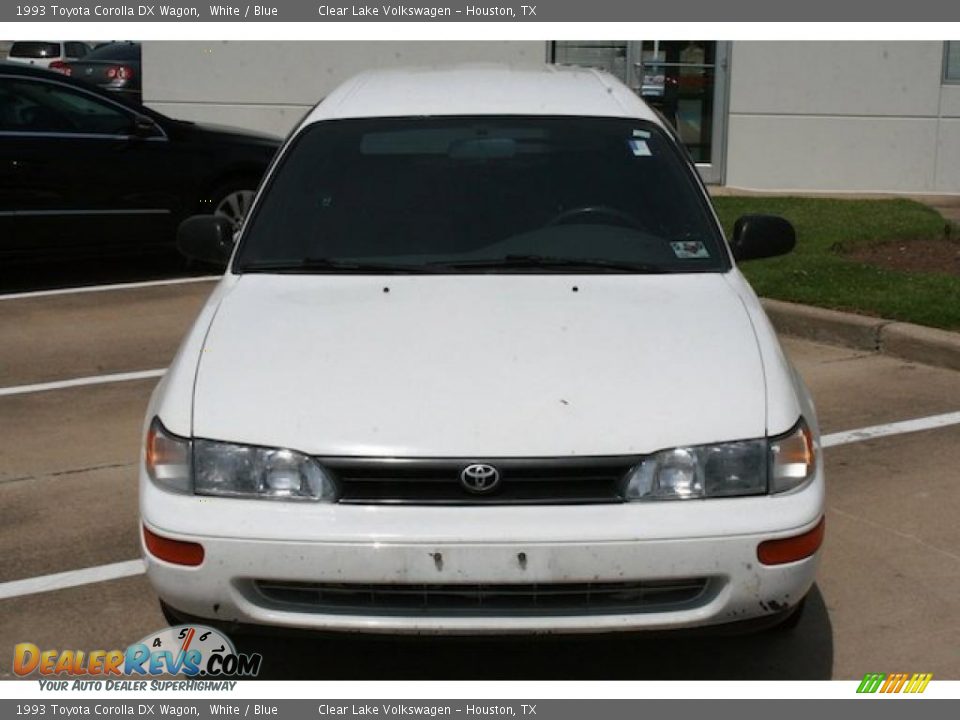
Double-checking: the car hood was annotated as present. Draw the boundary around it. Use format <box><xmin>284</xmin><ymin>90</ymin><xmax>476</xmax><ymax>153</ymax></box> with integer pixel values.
<box><xmin>192</xmin><ymin>273</ymin><xmax>768</xmax><ymax>457</ymax></box>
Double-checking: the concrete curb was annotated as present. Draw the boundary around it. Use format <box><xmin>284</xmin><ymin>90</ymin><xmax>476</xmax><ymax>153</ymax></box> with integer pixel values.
<box><xmin>882</xmin><ymin>323</ymin><xmax>960</xmax><ymax>373</ymax></box>
<box><xmin>760</xmin><ymin>299</ymin><xmax>960</xmax><ymax>372</ymax></box>
<box><xmin>760</xmin><ymin>299</ymin><xmax>885</xmax><ymax>352</ymax></box>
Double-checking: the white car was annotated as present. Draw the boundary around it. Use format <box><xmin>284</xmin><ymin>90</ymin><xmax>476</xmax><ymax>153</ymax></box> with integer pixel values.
<box><xmin>141</xmin><ymin>65</ymin><xmax>825</xmax><ymax>636</ymax></box>
<box><xmin>5</xmin><ymin>41</ymin><xmax>91</xmax><ymax>70</ymax></box>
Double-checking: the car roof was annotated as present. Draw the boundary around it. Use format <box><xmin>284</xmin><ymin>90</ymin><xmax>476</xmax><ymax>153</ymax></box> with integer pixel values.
<box><xmin>304</xmin><ymin>64</ymin><xmax>665</xmax><ymax>126</ymax></box>
<box><xmin>9</xmin><ymin>41</ymin><xmax>68</xmax><ymax>46</ymax></box>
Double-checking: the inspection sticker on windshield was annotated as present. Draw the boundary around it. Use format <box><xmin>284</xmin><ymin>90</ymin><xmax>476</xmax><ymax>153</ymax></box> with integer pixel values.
<box><xmin>627</xmin><ymin>139</ymin><xmax>651</xmax><ymax>156</ymax></box>
<box><xmin>670</xmin><ymin>240</ymin><xmax>711</xmax><ymax>259</ymax></box>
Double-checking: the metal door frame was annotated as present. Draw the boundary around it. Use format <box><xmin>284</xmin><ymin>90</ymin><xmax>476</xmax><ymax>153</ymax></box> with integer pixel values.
<box><xmin>629</xmin><ymin>41</ymin><xmax>730</xmax><ymax>185</ymax></box>
<box><xmin>549</xmin><ymin>41</ymin><xmax>730</xmax><ymax>185</ymax></box>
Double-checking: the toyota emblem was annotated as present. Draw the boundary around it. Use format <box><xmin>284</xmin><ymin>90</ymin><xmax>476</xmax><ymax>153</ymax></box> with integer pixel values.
<box><xmin>459</xmin><ymin>463</ymin><xmax>501</xmax><ymax>494</ymax></box>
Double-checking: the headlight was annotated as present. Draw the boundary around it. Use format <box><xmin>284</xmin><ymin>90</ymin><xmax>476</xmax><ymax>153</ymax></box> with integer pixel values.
<box><xmin>624</xmin><ymin>419</ymin><xmax>816</xmax><ymax>501</ymax></box>
<box><xmin>624</xmin><ymin>439</ymin><xmax>767</xmax><ymax>501</ymax></box>
<box><xmin>194</xmin><ymin>440</ymin><xmax>337</xmax><ymax>501</ymax></box>
<box><xmin>145</xmin><ymin>418</ymin><xmax>337</xmax><ymax>502</ymax></box>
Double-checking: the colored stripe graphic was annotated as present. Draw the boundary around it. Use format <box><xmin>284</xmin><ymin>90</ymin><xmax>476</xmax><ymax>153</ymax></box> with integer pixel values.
<box><xmin>906</xmin><ymin>673</ymin><xmax>933</xmax><ymax>693</ymax></box>
<box><xmin>857</xmin><ymin>673</ymin><xmax>886</xmax><ymax>693</ymax></box>
<box><xmin>884</xmin><ymin>673</ymin><xmax>908</xmax><ymax>693</ymax></box>
<box><xmin>857</xmin><ymin>672</ymin><xmax>932</xmax><ymax>693</ymax></box>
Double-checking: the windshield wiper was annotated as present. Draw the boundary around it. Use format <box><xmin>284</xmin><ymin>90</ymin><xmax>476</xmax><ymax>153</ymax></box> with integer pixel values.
<box><xmin>240</xmin><ymin>258</ymin><xmax>449</xmax><ymax>274</ymax></box>
<box><xmin>431</xmin><ymin>255</ymin><xmax>668</xmax><ymax>273</ymax></box>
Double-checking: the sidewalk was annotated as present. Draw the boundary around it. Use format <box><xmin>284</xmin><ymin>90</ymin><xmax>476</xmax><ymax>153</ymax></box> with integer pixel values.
<box><xmin>914</xmin><ymin>195</ymin><xmax>960</xmax><ymax>225</ymax></box>
<box><xmin>709</xmin><ymin>187</ymin><xmax>960</xmax><ymax>225</ymax></box>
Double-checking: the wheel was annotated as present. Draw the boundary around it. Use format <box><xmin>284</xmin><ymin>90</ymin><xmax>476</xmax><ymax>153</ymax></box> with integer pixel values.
<box><xmin>208</xmin><ymin>180</ymin><xmax>258</xmax><ymax>234</ymax></box>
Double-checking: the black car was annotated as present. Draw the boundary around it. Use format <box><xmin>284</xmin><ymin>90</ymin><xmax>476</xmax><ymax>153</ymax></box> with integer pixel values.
<box><xmin>63</xmin><ymin>41</ymin><xmax>142</xmax><ymax>102</ymax></box>
<box><xmin>0</xmin><ymin>61</ymin><xmax>281</xmax><ymax>261</ymax></box>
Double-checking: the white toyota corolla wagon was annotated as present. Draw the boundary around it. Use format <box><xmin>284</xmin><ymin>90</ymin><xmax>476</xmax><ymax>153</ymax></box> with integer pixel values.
<box><xmin>141</xmin><ymin>65</ymin><xmax>825</xmax><ymax>636</ymax></box>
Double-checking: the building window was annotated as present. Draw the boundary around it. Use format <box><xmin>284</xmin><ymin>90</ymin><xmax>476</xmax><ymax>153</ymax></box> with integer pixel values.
<box><xmin>551</xmin><ymin>40</ymin><xmax>719</xmax><ymax>164</ymax></box>
<box><xmin>946</xmin><ymin>42</ymin><xmax>960</xmax><ymax>83</ymax></box>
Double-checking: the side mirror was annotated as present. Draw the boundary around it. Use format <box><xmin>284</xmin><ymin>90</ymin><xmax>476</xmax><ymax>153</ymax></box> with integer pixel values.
<box><xmin>177</xmin><ymin>215</ymin><xmax>235</xmax><ymax>265</ymax></box>
<box><xmin>131</xmin><ymin>115</ymin><xmax>160</xmax><ymax>138</ymax></box>
<box><xmin>730</xmin><ymin>214</ymin><xmax>796</xmax><ymax>262</ymax></box>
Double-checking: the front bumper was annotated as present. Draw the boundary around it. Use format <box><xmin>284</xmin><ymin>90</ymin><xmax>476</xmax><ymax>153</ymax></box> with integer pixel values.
<box><xmin>140</xmin><ymin>469</ymin><xmax>824</xmax><ymax>635</ymax></box>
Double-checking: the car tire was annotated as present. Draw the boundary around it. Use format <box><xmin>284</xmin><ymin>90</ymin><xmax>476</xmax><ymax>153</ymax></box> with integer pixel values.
<box><xmin>207</xmin><ymin>179</ymin><xmax>258</xmax><ymax>234</ymax></box>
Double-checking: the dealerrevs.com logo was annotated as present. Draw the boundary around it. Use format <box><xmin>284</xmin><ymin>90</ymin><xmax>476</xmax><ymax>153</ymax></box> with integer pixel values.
<box><xmin>14</xmin><ymin>625</ymin><xmax>262</xmax><ymax>683</ymax></box>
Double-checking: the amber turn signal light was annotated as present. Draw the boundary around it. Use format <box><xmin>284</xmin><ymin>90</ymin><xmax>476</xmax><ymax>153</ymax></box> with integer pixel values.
<box><xmin>143</xmin><ymin>525</ymin><xmax>205</xmax><ymax>567</ymax></box>
<box><xmin>757</xmin><ymin>516</ymin><xmax>825</xmax><ymax>565</ymax></box>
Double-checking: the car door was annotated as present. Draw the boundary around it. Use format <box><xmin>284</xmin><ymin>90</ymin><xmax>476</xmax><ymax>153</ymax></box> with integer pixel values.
<box><xmin>0</xmin><ymin>74</ymin><xmax>181</xmax><ymax>258</ymax></box>
<box><xmin>0</xmin><ymin>81</ymin><xmax>19</xmax><ymax>252</ymax></box>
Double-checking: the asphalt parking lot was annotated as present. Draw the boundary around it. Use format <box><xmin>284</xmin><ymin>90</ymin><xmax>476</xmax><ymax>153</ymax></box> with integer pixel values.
<box><xmin>2</xmin><ymin>267</ymin><xmax>960</xmax><ymax>681</ymax></box>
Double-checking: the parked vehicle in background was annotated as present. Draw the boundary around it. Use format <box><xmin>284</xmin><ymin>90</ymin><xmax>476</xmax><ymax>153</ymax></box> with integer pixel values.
<box><xmin>0</xmin><ymin>62</ymin><xmax>280</xmax><ymax>261</ymax></box>
<box><xmin>6</xmin><ymin>41</ymin><xmax>91</xmax><ymax>70</ymax></box>
<box><xmin>62</xmin><ymin>41</ymin><xmax>142</xmax><ymax>102</ymax></box>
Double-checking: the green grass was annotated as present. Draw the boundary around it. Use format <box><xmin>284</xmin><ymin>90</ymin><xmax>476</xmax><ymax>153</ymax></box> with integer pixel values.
<box><xmin>711</xmin><ymin>196</ymin><xmax>960</xmax><ymax>330</ymax></box>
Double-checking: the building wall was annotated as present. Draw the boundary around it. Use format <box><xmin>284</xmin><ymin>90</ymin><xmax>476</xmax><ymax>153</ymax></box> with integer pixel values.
<box><xmin>725</xmin><ymin>41</ymin><xmax>960</xmax><ymax>193</ymax></box>
<box><xmin>142</xmin><ymin>40</ymin><xmax>960</xmax><ymax>194</ymax></box>
<box><xmin>142</xmin><ymin>41</ymin><xmax>547</xmax><ymax>138</ymax></box>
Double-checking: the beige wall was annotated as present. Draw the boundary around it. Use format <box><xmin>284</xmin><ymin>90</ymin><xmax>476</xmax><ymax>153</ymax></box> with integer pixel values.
<box><xmin>142</xmin><ymin>41</ymin><xmax>547</xmax><ymax>138</ymax></box>
<box><xmin>141</xmin><ymin>40</ymin><xmax>960</xmax><ymax>193</ymax></box>
<box><xmin>726</xmin><ymin>41</ymin><xmax>960</xmax><ymax>193</ymax></box>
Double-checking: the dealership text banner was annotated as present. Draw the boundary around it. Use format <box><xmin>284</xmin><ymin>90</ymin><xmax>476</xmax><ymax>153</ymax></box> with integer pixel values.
<box><xmin>1</xmin><ymin>701</ymin><xmax>959</xmax><ymax>720</ymax></box>
<box><xmin>6</xmin><ymin>0</ymin><xmax>960</xmax><ymax>21</ymax></box>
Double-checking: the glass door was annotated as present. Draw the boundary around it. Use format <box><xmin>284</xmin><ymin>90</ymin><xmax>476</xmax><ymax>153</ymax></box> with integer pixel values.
<box><xmin>552</xmin><ymin>41</ymin><xmax>728</xmax><ymax>184</ymax></box>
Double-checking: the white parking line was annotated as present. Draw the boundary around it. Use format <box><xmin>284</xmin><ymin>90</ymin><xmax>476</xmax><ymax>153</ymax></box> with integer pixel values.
<box><xmin>2</xmin><ymin>409</ymin><xmax>960</xmax><ymax>602</ymax></box>
<box><xmin>820</xmin><ymin>411</ymin><xmax>960</xmax><ymax>448</ymax></box>
<box><xmin>0</xmin><ymin>275</ymin><xmax>219</xmax><ymax>302</ymax></box>
<box><xmin>0</xmin><ymin>560</ymin><xmax>145</xmax><ymax>601</ymax></box>
<box><xmin>0</xmin><ymin>369</ymin><xmax>167</xmax><ymax>398</ymax></box>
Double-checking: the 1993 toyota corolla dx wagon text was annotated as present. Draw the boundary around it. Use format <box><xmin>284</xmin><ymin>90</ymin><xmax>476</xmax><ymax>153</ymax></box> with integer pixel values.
<box><xmin>140</xmin><ymin>65</ymin><xmax>825</xmax><ymax>635</ymax></box>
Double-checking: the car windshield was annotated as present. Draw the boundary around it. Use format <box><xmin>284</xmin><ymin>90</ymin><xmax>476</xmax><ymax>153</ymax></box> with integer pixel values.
<box><xmin>82</xmin><ymin>43</ymin><xmax>140</xmax><ymax>62</ymax></box>
<box><xmin>9</xmin><ymin>42</ymin><xmax>61</xmax><ymax>58</ymax></box>
<box><xmin>235</xmin><ymin>116</ymin><xmax>728</xmax><ymax>274</ymax></box>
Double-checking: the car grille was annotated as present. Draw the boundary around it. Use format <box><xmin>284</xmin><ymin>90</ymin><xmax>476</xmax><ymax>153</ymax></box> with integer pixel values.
<box><xmin>319</xmin><ymin>457</ymin><xmax>638</xmax><ymax>505</ymax></box>
<box><xmin>252</xmin><ymin>579</ymin><xmax>711</xmax><ymax>616</ymax></box>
